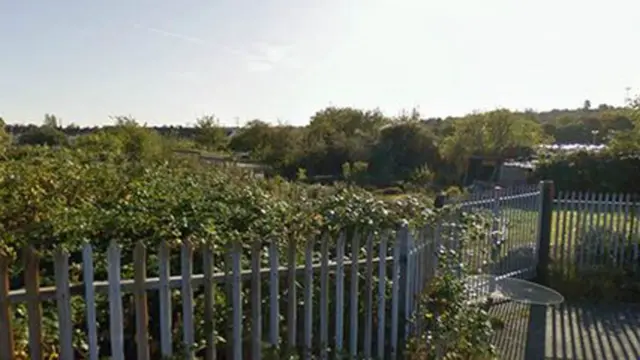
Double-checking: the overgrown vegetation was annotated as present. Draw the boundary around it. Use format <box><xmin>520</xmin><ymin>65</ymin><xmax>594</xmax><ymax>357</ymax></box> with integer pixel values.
<box><xmin>407</xmin><ymin>218</ymin><xmax>500</xmax><ymax>360</ymax></box>
<box><xmin>2</xmin><ymin>99</ymin><xmax>640</xmax><ymax>358</ymax></box>
<box><xmin>4</xmin><ymin>99</ymin><xmax>640</xmax><ymax>193</ymax></box>
<box><xmin>0</xmin><ymin>120</ymin><xmax>507</xmax><ymax>358</ymax></box>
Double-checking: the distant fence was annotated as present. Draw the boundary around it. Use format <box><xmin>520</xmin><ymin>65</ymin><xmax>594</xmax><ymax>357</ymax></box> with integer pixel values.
<box><xmin>550</xmin><ymin>191</ymin><xmax>640</xmax><ymax>277</ymax></box>
<box><xmin>0</xmin><ymin>185</ymin><xmax>547</xmax><ymax>360</ymax></box>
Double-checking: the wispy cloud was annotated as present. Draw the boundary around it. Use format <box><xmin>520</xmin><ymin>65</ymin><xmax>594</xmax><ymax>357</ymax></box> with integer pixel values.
<box><xmin>133</xmin><ymin>23</ymin><xmax>243</xmax><ymax>56</ymax></box>
<box><xmin>134</xmin><ymin>24</ymin><xmax>299</xmax><ymax>73</ymax></box>
<box><xmin>133</xmin><ymin>23</ymin><xmax>206</xmax><ymax>45</ymax></box>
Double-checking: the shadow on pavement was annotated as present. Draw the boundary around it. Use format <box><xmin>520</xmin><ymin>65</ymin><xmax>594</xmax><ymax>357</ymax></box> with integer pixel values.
<box><xmin>490</xmin><ymin>301</ymin><xmax>640</xmax><ymax>359</ymax></box>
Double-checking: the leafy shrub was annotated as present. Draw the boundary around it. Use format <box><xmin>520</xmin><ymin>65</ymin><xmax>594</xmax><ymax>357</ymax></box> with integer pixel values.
<box><xmin>444</xmin><ymin>185</ymin><xmax>464</xmax><ymax>198</ymax></box>
<box><xmin>0</xmin><ymin>128</ymin><xmax>503</xmax><ymax>359</ymax></box>
<box><xmin>533</xmin><ymin>151</ymin><xmax>640</xmax><ymax>193</ymax></box>
<box><xmin>406</xmin><ymin>216</ymin><xmax>499</xmax><ymax>359</ymax></box>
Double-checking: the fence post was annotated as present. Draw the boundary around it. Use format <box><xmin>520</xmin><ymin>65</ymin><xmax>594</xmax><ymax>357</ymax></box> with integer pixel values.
<box><xmin>434</xmin><ymin>192</ymin><xmax>446</xmax><ymax>209</ymax></box>
<box><xmin>396</xmin><ymin>224</ymin><xmax>410</xmax><ymax>359</ymax></box>
<box><xmin>536</xmin><ymin>180</ymin><xmax>554</xmax><ymax>286</ymax></box>
<box><xmin>0</xmin><ymin>254</ymin><xmax>14</xmax><ymax>360</ymax></box>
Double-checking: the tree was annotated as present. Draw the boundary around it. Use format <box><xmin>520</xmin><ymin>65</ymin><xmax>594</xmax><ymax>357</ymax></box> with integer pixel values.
<box><xmin>91</xmin><ymin>115</ymin><xmax>169</xmax><ymax>162</ymax></box>
<box><xmin>369</xmin><ymin>120</ymin><xmax>439</xmax><ymax>184</ymax></box>
<box><xmin>194</xmin><ymin>115</ymin><xmax>228</xmax><ymax>151</ymax></box>
<box><xmin>440</xmin><ymin>109</ymin><xmax>548</xmax><ymax>174</ymax></box>
<box><xmin>43</xmin><ymin>113</ymin><xmax>60</xmax><ymax>128</ymax></box>
<box><xmin>228</xmin><ymin>120</ymin><xmax>272</xmax><ymax>154</ymax></box>
<box><xmin>301</xmin><ymin>106</ymin><xmax>388</xmax><ymax>176</ymax></box>
<box><xmin>607</xmin><ymin>100</ymin><xmax>640</xmax><ymax>153</ymax></box>
<box><xmin>16</xmin><ymin>126</ymin><xmax>67</xmax><ymax>147</ymax></box>
<box><xmin>583</xmin><ymin>99</ymin><xmax>591</xmax><ymax>110</ymax></box>
<box><xmin>0</xmin><ymin>117</ymin><xmax>11</xmax><ymax>154</ymax></box>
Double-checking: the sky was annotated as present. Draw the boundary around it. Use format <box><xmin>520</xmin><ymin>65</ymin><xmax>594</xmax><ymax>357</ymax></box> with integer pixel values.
<box><xmin>1</xmin><ymin>0</ymin><xmax>639</xmax><ymax>127</ymax></box>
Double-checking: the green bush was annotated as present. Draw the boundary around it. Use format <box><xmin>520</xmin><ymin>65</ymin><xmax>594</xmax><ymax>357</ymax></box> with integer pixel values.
<box><xmin>0</xmin><ymin>129</ymin><xmax>501</xmax><ymax>359</ymax></box>
<box><xmin>533</xmin><ymin>151</ymin><xmax>640</xmax><ymax>193</ymax></box>
<box><xmin>405</xmin><ymin>216</ymin><xmax>499</xmax><ymax>360</ymax></box>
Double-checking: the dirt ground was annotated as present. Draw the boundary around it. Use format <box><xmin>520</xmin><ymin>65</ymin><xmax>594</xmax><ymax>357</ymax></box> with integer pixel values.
<box><xmin>489</xmin><ymin>301</ymin><xmax>640</xmax><ymax>360</ymax></box>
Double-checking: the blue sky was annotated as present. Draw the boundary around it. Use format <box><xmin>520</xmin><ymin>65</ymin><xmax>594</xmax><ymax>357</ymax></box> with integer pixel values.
<box><xmin>1</xmin><ymin>1</ymin><xmax>639</xmax><ymax>127</ymax></box>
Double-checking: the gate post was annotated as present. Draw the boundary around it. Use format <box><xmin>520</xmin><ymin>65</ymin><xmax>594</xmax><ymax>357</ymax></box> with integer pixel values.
<box><xmin>536</xmin><ymin>181</ymin><xmax>554</xmax><ymax>286</ymax></box>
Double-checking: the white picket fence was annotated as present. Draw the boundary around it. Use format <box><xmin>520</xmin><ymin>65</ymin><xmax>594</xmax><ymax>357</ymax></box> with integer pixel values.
<box><xmin>551</xmin><ymin>191</ymin><xmax>640</xmax><ymax>275</ymax></box>
<box><xmin>0</xmin><ymin>185</ymin><xmax>547</xmax><ymax>360</ymax></box>
<box><xmin>1</xmin><ymin>227</ymin><xmax>444</xmax><ymax>360</ymax></box>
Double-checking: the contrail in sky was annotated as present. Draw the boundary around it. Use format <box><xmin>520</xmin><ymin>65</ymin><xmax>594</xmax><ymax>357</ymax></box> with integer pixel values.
<box><xmin>133</xmin><ymin>23</ymin><xmax>296</xmax><ymax>72</ymax></box>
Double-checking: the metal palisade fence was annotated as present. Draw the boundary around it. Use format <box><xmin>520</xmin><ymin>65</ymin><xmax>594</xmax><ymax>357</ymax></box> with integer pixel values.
<box><xmin>550</xmin><ymin>191</ymin><xmax>640</xmax><ymax>277</ymax></box>
<box><xmin>446</xmin><ymin>184</ymin><xmax>543</xmax><ymax>282</ymax></box>
<box><xmin>0</xmin><ymin>185</ymin><xmax>549</xmax><ymax>360</ymax></box>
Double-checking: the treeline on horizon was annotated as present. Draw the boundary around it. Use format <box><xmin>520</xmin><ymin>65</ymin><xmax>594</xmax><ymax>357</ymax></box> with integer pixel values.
<box><xmin>3</xmin><ymin>101</ymin><xmax>634</xmax><ymax>144</ymax></box>
<box><xmin>2</xmin><ymin>99</ymin><xmax>640</xmax><ymax>193</ymax></box>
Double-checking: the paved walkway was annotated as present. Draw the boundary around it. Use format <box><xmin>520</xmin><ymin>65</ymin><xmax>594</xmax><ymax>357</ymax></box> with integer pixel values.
<box><xmin>489</xmin><ymin>301</ymin><xmax>640</xmax><ymax>359</ymax></box>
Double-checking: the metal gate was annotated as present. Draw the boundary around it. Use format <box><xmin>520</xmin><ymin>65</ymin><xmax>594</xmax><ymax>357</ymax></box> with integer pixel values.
<box><xmin>447</xmin><ymin>184</ymin><xmax>543</xmax><ymax>282</ymax></box>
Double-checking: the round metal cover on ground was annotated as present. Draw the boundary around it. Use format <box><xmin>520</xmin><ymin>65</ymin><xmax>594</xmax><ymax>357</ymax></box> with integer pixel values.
<box><xmin>464</xmin><ymin>274</ymin><xmax>564</xmax><ymax>306</ymax></box>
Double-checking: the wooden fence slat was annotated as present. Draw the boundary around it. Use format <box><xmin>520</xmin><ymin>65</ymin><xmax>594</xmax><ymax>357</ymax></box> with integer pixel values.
<box><xmin>403</xmin><ymin>230</ymin><xmax>413</xmax><ymax>340</ymax></box>
<box><xmin>107</xmin><ymin>241</ymin><xmax>125</xmax><ymax>360</ymax></box>
<box><xmin>0</xmin><ymin>253</ymin><xmax>14</xmax><ymax>360</ymax></box>
<box><xmin>286</xmin><ymin>237</ymin><xmax>297</xmax><ymax>350</ymax></box>
<box><xmin>559</xmin><ymin>192</ymin><xmax>569</xmax><ymax>276</ymax></box>
<box><xmin>614</xmin><ymin>192</ymin><xmax>625</xmax><ymax>265</ymax></box>
<box><xmin>202</xmin><ymin>244</ymin><xmax>216</xmax><ymax>360</ymax></box>
<box><xmin>593</xmin><ymin>192</ymin><xmax>604</xmax><ymax>268</ymax></box>
<box><xmin>608</xmin><ymin>193</ymin><xmax>617</xmax><ymax>264</ymax></box>
<box><xmin>620</xmin><ymin>194</ymin><xmax>631</xmax><ymax>266</ymax></box>
<box><xmin>82</xmin><ymin>243</ymin><xmax>99</xmax><ymax>360</ymax></box>
<box><xmin>158</xmin><ymin>241</ymin><xmax>173</xmax><ymax>358</ymax></box>
<box><xmin>377</xmin><ymin>232</ymin><xmax>388</xmax><ymax>359</ymax></box>
<box><xmin>363</xmin><ymin>233</ymin><xmax>374</xmax><ymax>358</ymax></box>
<box><xmin>319</xmin><ymin>234</ymin><xmax>329</xmax><ymax>359</ymax></box>
<box><xmin>54</xmin><ymin>248</ymin><xmax>74</xmax><ymax>360</ymax></box>
<box><xmin>598</xmin><ymin>192</ymin><xmax>608</xmax><ymax>264</ymax></box>
<box><xmin>576</xmin><ymin>192</ymin><xmax>587</xmax><ymax>267</ymax></box>
<box><xmin>251</xmin><ymin>241</ymin><xmax>262</xmax><ymax>360</ymax></box>
<box><xmin>390</xmin><ymin>229</ymin><xmax>401</xmax><ymax>358</ymax></box>
<box><xmin>181</xmin><ymin>241</ymin><xmax>195</xmax><ymax>360</ymax></box>
<box><xmin>134</xmin><ymin>242</ymin><xmax>150</xmax><ymax>360</ymax></box>
<box><xmin>231</xmin><ymin>241</ymin><xmax>243</xmax><ymax>360</ymax></box>
<box><xmin>554</xmin><ymin>191</ymin><xmax>563</xmax><ymax>271</ymax></box>
<box><xmin>335</xmin><ymin>232</ymin><xmax>345</xmax><ymax>352</ymax></box>
<box><xmin>224</xmin><ymin>246</ymin><xmax>234</xmax><ymax>360</ymax></box>
<box><xmin>303</xmin><ymin>238</ymin><xmax>314</xmax><ymax>359</ymax></box>
<box><xmin>24</xmin><ymin>246</ymin><xmax>43</xmax><ymax>360</ymax></box>
<box><xmin>268</xmin><ymin>241</ymin><xmax>279</xmax><ymax>348</ymax></box>
<box><xmin>587</xmin><ymin>192</ymin><xmax>597</xmax><ymax>267</ymax></box>
<box><xmin>566</xmin><ymin>192</ymin><xmax>576</xmax><ymax>275</ymax></box>
<box><xmin>349</xmin><ymin>231</ymin><xmax>360</xmax><ymax>357</ymax></box>
<box><xmin>616</xmin><ymin>193</ymin><xmax>626</xmax><ymax>264</ymax></box>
